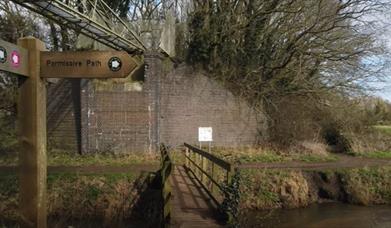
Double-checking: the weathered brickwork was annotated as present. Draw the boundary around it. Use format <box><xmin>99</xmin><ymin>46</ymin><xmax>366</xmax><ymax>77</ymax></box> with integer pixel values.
<box><xmin>78</xmin><ymin>53</ymin><xmax>159</xmax><ymax>154</ymax></box>
<box><xmin>47</xmin><ymin>79</ymin><xmax>78</xmax><ymax>151</ymax></box>
<box><xmin>160</xmin><ymin>65</ymin><xmax>261</xmax><ymax>148</ymax></box>
<box><xmin>84</xmin><ymin>89</ymin><xmax>150</xmax><ymax>153</ymax></box>
<box><xmin>48</xmin><ymin>54</ymin><xmax>262</xmax><ymax>153</ymax></box>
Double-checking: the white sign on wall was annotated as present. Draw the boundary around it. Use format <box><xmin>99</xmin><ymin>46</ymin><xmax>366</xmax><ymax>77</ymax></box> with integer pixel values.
<box><xmin>198</xmin><ymin>127</ymin><xmax>213</xmax><ymax>142</ymax></box>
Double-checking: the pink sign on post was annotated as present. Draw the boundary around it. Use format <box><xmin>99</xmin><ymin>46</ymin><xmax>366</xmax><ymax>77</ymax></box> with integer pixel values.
<box><xmin>0</xmin><ymin>39</ymin><xmax>29</xmax><ymax>77</ymax></box>
<box><xmin>11</xmin><ymin>51</ymin><xmax>20</xmax><ymax>68</ymax></box>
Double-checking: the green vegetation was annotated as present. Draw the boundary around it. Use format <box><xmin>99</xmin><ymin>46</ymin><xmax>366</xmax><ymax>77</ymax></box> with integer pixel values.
<box><xmin>240</xmin><ymin>167</ymin><xmax>391</xmax><ymax>210</ymax></box>
<box><xmin>296</xmin><ymin>154</ymin><xmax>339</xmax><ymax>163</ymax></box>
<box><xmin>187</xmin><ymin>0</ymin><xmax>391</xmax><ymax>152</ymax></box>
<box><xmin>0</xmin><ymin>154</ymin><xmax>17</xmax><ymax>166</ymax></box>
<box><xmin>1</xmin><ymin>146</ymin><xmax>338</xmax><ymax>167</ymax></box>
<box><xmin>209</xmin><ymin>147</ymin><xmax>338</xmax><ymax>164</ymax></box>
<box><xmin>0</xmin><ymin>175</ymin><xmax>19</xmax><ymax>225</ymax></box>
<box><xmin>353</xmin><ymin>151</ymin><xmax>391</xmax><ymax>159</ymax></box>
<box><xmin>168</xmin><ymin>150</ymin><xmax>186</xmax><ymax>165</ymax></box>
<box><xmin>0</xmin><ymin>172</ymin><xmax>158</xmax><ymax>226</ymax></box>
<box><xmin>341</xmin><ymin>167</ymin><xmax>391</xmax><ymax>205</ymax></box>
<box><xmin>373</xmin><ymin>125</ymin><xmax>391</xmax><ymax>135</ymax></box>
<box><xmin>240</xmin><ymin>169</ymin><xmax>309</xmax><ymax>209</ymax></box>
<box><xmin>0</xmin><ymin>151</ymin><xmax>159</xmax><ymax>166</ymax></box>
<box><xmin>48</xmin><ymin>151</ymin><xmax>159</xmax><ymax>166</ymax></box>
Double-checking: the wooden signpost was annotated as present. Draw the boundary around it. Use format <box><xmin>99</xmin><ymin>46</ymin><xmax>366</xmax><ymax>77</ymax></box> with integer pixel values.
<box><xmin>0</xmin><ymin>37</ymin><xmax>142</xmax><ymax>228</ymax></box>
<box><xmin>40</xmin><ymin>51</ymin><xmax>139</xmax><ymax>78</ymax></box>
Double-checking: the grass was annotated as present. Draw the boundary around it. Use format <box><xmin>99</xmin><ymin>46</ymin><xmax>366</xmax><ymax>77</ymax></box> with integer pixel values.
<box><xmin>0</xmin><ymin>150</ymin><xmax>159</xmax><ymax>166</ymax></box>
<box><xmin>295</xmin><ymin>154</ymin><xmax>338</xmax><ymax>162</ymax></box>
<box><xmin>240</xmin><ymin>167</ymin><xmax>391</xmax><ymax>210</ymax></box>
<box><xmin>1</xmin><ymin>145</ymin><xmax>339</xmax><ymax>167</ymax></box>
<box><xmin>0</xmin><ymin>172</ymin><xmax>154</xmax><ymax>226</ymax></box>
<box><xmin>48</xmin><ymin>151</ymin><xmax>159</xmax><ymax>166</ymax></box>
<box><xmin>240</xmin><ymin>169</ymin><xmax>309</xmax><ymax>209</ymax></box>
<box><xmin>353</xmin><ymin>151</ymin><xmax>391</xmax><ymax>159</ymax></box>
<box><xmin>0</xmin><ymin>175</ymin><xmax>19</xmax><ymax>225</ymax></box>
<box><xmin>208</xmin><ymin>147</ymin><xmax>338</xmax><ymax>164</ymax></box>
<box><xmin>0</xmin><ymin>154</ymin><xmax>17</xmax><ymax>166</ymax></box>
<box><xmin>340</xmin><ymin>167</ymin><xmax>391</xmax><ymax>205</ymax></box>
<box><xmin>373</xmin><ymin>125</ymin><xmax>391</xmax><ymax>135</ymax></box>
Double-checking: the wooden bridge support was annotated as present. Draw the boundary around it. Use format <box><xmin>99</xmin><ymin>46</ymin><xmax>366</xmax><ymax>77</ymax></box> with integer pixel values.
<box><xmin>17</xmin><ymin>37</ymin><xmax>47</xmax><ymax>228</ymax></box>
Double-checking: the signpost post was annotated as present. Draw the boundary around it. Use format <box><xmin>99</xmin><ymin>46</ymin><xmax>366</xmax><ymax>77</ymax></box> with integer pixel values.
<box><xmin>17</xmin><ymin>37</ymin><xmax>47</xmax><ymax>228</ymax></box>
<box><xmin>0</xmin><ymin>37</ymin><xmax>143</xmax><ymax>228</ymax></box>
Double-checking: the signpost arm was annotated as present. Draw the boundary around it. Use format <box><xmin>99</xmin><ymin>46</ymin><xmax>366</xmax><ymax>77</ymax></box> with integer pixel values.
<box><xmin>17</xmin><ymin>37</ymin><xmax>47</xmax><ymax>228</ymax></box>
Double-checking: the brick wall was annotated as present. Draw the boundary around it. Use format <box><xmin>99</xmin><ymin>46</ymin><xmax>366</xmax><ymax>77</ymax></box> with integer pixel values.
<box><xmin>47</xmin><ymin>79</ymin><xmax>78</xmax><ymax>152</ymax></box>
<box><xmin>160</xmin><ymin>65</ymin><xmax>262</xmax><ymax>148</ymax></box>
<box><xmin>79</xmin><ymin>53</ymin><xmax>158</xmax><ymax>154</ymax></box>
<box><xmin>80</xmin><ymin>82</ymin><xmax>151</xmax><ymax>154</ymax></box>
<box><xmin>49</xmin><ymin>54</ymin><xmax>262</xmax><ymax>154</ymax></box>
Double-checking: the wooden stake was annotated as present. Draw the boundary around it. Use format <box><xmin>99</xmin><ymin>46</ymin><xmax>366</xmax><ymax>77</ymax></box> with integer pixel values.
<box><xmin>185</xmin><ymin>147</ymin><xmax>189</xmax><ymax>168</ymax></box>
<box><xmin>17</xmin><ymin>37</ymin><xmax>47</xmax><ymax>228</ymax></box>
<box><xmin>202</xmin><ymin>156</ymin><xmax>207</xmax><ymax>185</ymax></box>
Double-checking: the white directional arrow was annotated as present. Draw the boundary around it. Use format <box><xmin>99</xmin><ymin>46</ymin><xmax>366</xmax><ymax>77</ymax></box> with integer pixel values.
<box><xmin>111</xmin><ymin>60</ymin><xmax>120</xmax><ymax>68</ymax></box>
<box><xmin>40</xmin><ymin>51</ymin><xmax>138</xmax><ymax>78</ymax></box>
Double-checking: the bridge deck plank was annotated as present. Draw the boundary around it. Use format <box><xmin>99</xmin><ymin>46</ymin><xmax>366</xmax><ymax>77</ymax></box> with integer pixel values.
<box><xmin>170</xmin><ymin>165</ymin><xmax>223</xmax><ymax>228</ymax></box>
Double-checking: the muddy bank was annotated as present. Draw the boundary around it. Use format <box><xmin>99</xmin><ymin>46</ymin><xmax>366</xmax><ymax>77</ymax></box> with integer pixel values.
<box><xmin>240</xmin><ymin>166</ymin><xmax>391</xmax><ymax>210</ymax></box>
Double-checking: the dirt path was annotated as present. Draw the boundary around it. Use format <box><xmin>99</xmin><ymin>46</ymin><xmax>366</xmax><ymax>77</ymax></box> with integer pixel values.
<box><xmin>0</xmin><ymin>164</ymin><xmax>158</xmax><ymax>175</ymax></box>
<box><xmin>238</xmin><ymin>155</ymin><xmax>391</xmax><ymax>170</ymax></box>
<box><xmin>1</xmin><ymin>155</ymin><xmax>390</xmax><ymax>174</ymax></box>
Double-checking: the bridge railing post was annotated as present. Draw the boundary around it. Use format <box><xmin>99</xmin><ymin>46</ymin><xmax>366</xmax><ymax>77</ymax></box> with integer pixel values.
<box><xmin>202</xmin><ymin>156</ymin><xmax>207</xmax><ymax>186</ymax></box>
<box><xmin>185</xmin><ymin>147</ymin><xmax>189</xmax><ymax>168</ymax></box>
<box><xmin>226</xmin><ymin>168</ymin><xmax>232</xmax><ymax>186</ymax></box>
<box><xmin>198</xmin><ymin>154</ymin><xmax>200</xmax><ymax>181</ymax></box>
<box><xmin>159</xmin><ymin>144</ymin><xmax>172</xmax><ymax>228</ymax></box>
<box><xmin>211</xmin><ymin>162</ymin><xmax>215</xmax><ymax>195</ymax></box>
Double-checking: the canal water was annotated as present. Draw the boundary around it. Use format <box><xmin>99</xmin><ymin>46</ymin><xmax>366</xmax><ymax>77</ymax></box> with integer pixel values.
<box><xmin>240</xmin><ymin>203</ymin><xmax>391</xmax><ymax>228</ymax></box>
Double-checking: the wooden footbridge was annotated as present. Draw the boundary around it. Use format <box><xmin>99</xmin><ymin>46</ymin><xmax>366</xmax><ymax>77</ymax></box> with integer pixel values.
<box><xmin>159</xmin><ymin>143</ymin><xmax>237</xmax><ymax>228</ymax></box>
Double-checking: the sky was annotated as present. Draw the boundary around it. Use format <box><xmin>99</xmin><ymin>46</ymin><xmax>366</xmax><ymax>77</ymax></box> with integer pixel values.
<box><xmin>373</xmin><ymin>82</ymin><xmax>391</xmax><ymax>101</ymax></box>
<box><xmin>369</xmin><ymin>5</ymin><xmax>391</xmax><ymax>102</ymax></box>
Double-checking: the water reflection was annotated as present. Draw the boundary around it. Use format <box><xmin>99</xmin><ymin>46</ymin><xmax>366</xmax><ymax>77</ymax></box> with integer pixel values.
<box><xmin>240</xmin><ymin>203</ymin><xmax>391</xmax><ymax>228</ymax></box>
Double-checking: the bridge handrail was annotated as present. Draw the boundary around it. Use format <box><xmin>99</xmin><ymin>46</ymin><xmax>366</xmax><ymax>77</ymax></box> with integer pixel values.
<box><xmin>184</xmin><ymin>143</ymin><xmax>231</xmax><ymax>171</ymax></box>
<box><xmin>183</xmin><ymin>143</ymin><xmax>233</xmax><ymax>207</ymax></box>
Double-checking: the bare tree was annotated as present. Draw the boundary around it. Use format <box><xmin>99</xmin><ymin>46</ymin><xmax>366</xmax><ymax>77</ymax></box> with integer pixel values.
<box><xmin>188</xmin><ymin>0</ymin><xmax>390</xmax><ymax>105</ymax></box>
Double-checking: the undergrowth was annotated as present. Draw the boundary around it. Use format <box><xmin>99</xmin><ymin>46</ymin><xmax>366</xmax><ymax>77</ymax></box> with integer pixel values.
<box><xmin>0</xmin><ymin>172</ymin><xmax>159</xmax><ymax>227</ymax></box>
<box><xmin>0</xmin><ymin>151</ymin><xmax>159</xmax><ymax>166</ymax></box>
<box><xmin>239</xmin><ymin>167</ymin><xmax>391</xmax><ymax>210</ymax></box>
<box><xmin>341</xmin><ymin>167</ymin><xmax>391</xmax><ymax>205</ymax></box>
